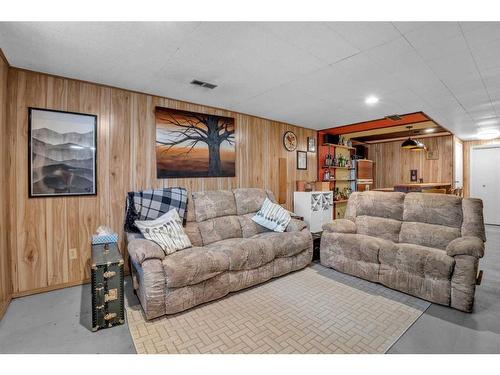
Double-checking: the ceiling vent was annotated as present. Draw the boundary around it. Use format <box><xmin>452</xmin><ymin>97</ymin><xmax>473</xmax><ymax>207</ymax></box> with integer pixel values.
<box><xmin>190</xmin><ymin>79</ymin><xmax>217</xmax><ymax>89</ymax></box>
<box><xmin>386</xmin><ymin>114</ymin><xmax>402</xmax><ymax>121</ymax></box>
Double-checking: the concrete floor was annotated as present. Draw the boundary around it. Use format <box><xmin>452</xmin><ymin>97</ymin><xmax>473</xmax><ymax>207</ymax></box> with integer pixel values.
<box><xmin>0</xmin><ymin>225</ymin><xmax>499</xmax><ymax>354</ymax></box>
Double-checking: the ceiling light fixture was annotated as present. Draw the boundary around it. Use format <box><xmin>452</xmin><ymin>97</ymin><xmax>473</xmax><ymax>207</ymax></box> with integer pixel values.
<box><xmin>424</xmin><ymin>128</ymin><xmax>436</xmax><ymax>133</ymax></box>
<box><xmin>401</xmin><ymin>126</ymin><xmax>419</xmax><ymax>149</ymax></box>
<box><xmin>365</xmin><ymin>96</ymin><xmax>379</xmax><ymax>105</ymax></box>
<box><xmin>410</xmin><ymin>140</ymin><xmax>427</xmax><ymax>151</ymax></box>
<box><xmin>477</xmin><ymin>128</ymin><xmax>500</xmax><ymax>140</ymax></box>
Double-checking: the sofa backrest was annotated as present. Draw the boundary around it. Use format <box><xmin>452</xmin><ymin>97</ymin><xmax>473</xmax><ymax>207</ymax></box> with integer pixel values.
<box><xmin>400</xmin><ymin>193</ymin><xmax>462</xmax><ymax>249</ymax></box>
<box><xmin>351</xmin><ymin>191</ymin><xmax>405</xmax><ymax>243</ymax></box>
<box><xmin>346</xmin><ymin>191</ymin><xmax>485</xmax><ymax>248</ymax></box>
<box><xmin>185</xmin><ymin>188</ymin><xmax>276</xmax><ymax>246</ymax></box>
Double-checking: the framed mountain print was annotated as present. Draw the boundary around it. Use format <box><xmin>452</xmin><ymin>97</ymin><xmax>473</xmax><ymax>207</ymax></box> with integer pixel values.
<box><xmin>28</xmin><ymin>108</ymin><xmax>97</xmax><ymax>197</ymax></box>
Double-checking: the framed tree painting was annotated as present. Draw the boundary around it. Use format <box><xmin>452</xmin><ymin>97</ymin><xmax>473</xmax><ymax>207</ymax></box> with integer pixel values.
<box><xmin>155</xmin><ymin>107</ymin><xmax>236</xmax><ymax>178</ymax></box>
<box><xmin>28</xmin><ymin>108</ymin><xmax>97</xmax><ymax>197</ymax></box>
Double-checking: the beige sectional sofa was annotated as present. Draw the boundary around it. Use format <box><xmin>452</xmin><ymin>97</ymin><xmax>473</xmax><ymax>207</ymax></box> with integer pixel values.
<box><xmin>127</xmin><ymin>188</ymin><xmax>313</xmax><ymax>319</ymax></box>
<box><xmin>320</xmin><ymin>191</ymin><xmax>485</xmax><ymax>312</ymax></box>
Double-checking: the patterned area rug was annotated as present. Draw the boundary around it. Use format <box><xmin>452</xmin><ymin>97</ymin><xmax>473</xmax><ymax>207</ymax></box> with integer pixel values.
<box><xmin>127</xmin><ymin>264</ymin><xmax>430</xmax><ymax>354</ymax></box>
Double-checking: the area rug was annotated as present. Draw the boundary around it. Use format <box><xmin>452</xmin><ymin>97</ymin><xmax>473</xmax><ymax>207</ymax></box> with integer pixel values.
<box><xmin>127</xmin><ymin>264</ymin><xmax>430</xmax><ymax>354</ymax></box>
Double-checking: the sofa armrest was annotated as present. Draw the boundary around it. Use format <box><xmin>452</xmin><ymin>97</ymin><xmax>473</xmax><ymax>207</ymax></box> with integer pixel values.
<box><xmin>286</xmin><ymin>218</ymin><xmax>308</xmax><ymax>232</ymax></box>
<box><xmin>322</xmin><ymin>219</ymin><xmax>356</xmax><ymax>234</ymax></box>
<box><xmin>127</xmin><ymin>238</ymin><xmax>166</xmax><ymax>265</ymax></box>
<box><xmin>446</xmin><ymin>236</ymin><xmax>485</xmax><ymax>258</ymax></box>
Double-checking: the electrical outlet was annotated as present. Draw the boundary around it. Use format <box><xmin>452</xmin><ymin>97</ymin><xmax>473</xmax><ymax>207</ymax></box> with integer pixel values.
<box><xmin>69</xmin><ymin>248</ymin><xmax>78</xmax><ymax>260</ymax></box>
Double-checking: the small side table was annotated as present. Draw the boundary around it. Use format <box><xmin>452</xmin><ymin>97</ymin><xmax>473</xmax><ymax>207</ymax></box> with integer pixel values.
<box><xmin>91</xmin><ymin>242</ymin><xmax>125</xmax><ymax>331</ymax></box>
<box><xmin>311</xmin><ymin>232</ymin><xmax>322</xmax><ymax>262</ymax></box>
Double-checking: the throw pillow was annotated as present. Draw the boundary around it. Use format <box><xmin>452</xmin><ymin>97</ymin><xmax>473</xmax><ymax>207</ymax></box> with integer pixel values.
<box><xmin>252</xmin><ymin>198</ymin><xmax>291</xmax><ymax>232</ymax></box>
<box><xmin>135</xmin><ymin>209</ymin><xmax>192</xmax><ymax>255</ymax></box>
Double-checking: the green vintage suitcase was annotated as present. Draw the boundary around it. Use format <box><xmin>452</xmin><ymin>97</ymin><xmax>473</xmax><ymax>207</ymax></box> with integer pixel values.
<box><xmin>91</xmin><ymin>242</ymin><xmax>125</xmax><ymax>331</ymax></box>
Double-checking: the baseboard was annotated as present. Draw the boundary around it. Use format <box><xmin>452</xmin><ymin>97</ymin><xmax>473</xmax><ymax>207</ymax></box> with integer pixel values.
<box><xmin>0</xmin><ymin>295</ymin><xmax>12</xmax><ymax>320</ymax></box>
<box><xmin>11</xmin><ymin>270</ymin><xmax>130</xmax><ymax>299</ymax></box>
<box><xmin>12</xmin><ymin>279</ymin><xmax>91</xmax><ymax>298</ymax></box>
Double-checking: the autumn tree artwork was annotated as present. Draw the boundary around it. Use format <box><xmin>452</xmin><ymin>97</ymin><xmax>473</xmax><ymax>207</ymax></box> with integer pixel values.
<box><xmin>155</xmin><ymin>107</ymin><xmax>236</xmax><ymax>178</ymax></box>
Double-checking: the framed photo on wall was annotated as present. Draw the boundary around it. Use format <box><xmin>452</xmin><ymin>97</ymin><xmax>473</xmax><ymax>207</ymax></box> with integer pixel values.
<box><xmin>28</xmin><ymin>108</ymin><xmax>97</xmax><ymax>197</ymax></box>
<box><xmin>297</xmin><ymin>150</ymin><xmax>307</xmax><ymax>170</ymax></box>
<box><xmin>307</xmin><ymin>136</ymin><xmax>316</xmax><ymax>152</ymax></box>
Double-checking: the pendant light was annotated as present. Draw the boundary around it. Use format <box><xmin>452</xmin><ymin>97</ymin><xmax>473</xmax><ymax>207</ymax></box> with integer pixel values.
<box><xmin>410</xmin><ymin>140</ymin><xmax>427</xmax><ymax>151</ymax></box>
<box><xmin>401</xmin><ymin>126</ymin><xmax>418</xmax><ymax>149</ymax></box>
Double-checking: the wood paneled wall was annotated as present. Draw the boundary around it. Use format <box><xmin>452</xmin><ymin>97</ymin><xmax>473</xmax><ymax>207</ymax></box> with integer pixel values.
<box><xmin>5</xmin><ymin>68</ymin><xmax>317</xmax><ymax>297</ymax></box>
<box><xmin>0</xmin><ymin>53</ymin><xmax>11</xmax><ymax>318</ymax></box>
<box><xmin>367</xmin><ymin>135</ymin><xmax>454</xmax><ymax>189</ymax></box>
<box><xmin>463</xmin><ymin>138</ymin><xmax>500</xmax><ymax>198</ymax></box>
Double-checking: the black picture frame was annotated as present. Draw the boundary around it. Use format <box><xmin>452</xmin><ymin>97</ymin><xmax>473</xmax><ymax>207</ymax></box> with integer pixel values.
<box><xmin>297</xmin><ymin>150</ymin><xmax>307</xmax><ymax>170</ymax></box>
<box><xmin>28</xmin><ymin>107</ymin><xmax>98</xmax><ymax>198</ymax></box>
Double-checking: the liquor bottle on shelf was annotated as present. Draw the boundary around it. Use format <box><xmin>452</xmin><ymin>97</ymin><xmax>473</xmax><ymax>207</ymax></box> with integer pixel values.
<box><xmin>323</xmin><ymin>168</ymin><xmax>330</xmax><ymax>181</ymax></box>
<box><xmin>325</xmin><ymin>153</ymin><xmax>331</xmax><ymax>166</ymax></box>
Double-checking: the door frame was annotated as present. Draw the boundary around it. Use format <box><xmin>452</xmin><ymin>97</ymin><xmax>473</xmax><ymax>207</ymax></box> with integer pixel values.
<box><xmin>470</xmin><ymin>144</ymin><xmax>500</xmax><ymax>225</ymax></box>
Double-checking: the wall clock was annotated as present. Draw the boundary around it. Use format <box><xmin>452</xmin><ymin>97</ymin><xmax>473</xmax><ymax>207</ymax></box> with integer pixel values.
<box><xmin>283</xmin><ymin>131</ymin><xmax>297</xmax><ymax>151</ymax></box>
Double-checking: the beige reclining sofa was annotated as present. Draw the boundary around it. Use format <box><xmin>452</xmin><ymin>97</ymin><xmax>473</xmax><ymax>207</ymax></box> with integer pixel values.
<box><xmin>320</xmin><ymin>191</ymin><xmax>485</xmax><ymax>312</ymax></box>
<box><xmin>127</xmin><ymin>188</ymin><xmax>313</xmax><ymax>319</ymax></box>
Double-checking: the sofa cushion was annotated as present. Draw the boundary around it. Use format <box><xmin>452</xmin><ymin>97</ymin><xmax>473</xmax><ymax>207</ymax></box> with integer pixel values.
<box><xmin>183</xmin><ymin>222</ymin><xmax>203</xmax><ymax>247</ymax></box>
<box><xmin>197</xmin><ymin>215</ymin><xmax>242</xmax><ymax>246</ymax></box>
<box><xmin>403</xmin><ymin>193</ymin><xmax>463</xmax><ymax>228</ymax></box>
<box><xmin>379</xmin><ymin>243</ymin><xmax>454</xmax><ymax>305</ymax></box>
<box><xmin>322</xmin><ymin>233</ymin><xmax>395</xmax><ymax>264</ymax></box>
<box><xmin>192</xmin><ymin>190</ymin><xmax>237</xmax><ymax>222</ymax></box>
<box><xmin>320</xmin><ymin>233</ymin><xmax>395</xmax><ymax>283</ymax></box>
<box><xmin>461</xmin><ymin>198</ymin><xmax>486</xmax><ymax>241</ymax></box>
<box><xmin>233</xmin><ymin>188</ymin><xmax>268</xmax><ymax>215</ymax></box>
<box><xmin>357</xmin><ymin>191</ymin><xmax>405</xmax><ymax>221</ymax></box>
<box><xmin>251</xmin><ymin>230</ymin><xmax>312</xmax><ymax>258</ymax></box>
<box><xmin>205</xmin><ymin>237</ymin><xmax>276</xmax><ymax>270</ymax></box>
<box><xmin>380</xmin><ymin>243</ymin><xmax>455</xmax><ymax>279</ymax></box>
<box><xmin>238</xmin><ymin>213</ymin><xmax>272</xmax><ymax>238</ymax></box>
<box><xmin>162</xmin><ymin>246</ymin><xmax>230</xmax><ymax>288</ymax></box>
<box><xmin>399</xmin><ymin>221</ymin><xmax>461</xmax><ymax>250</ymax></box>
<box><xmin>355</xmin><ymin>215</ymin><xmax>402</xmax><ymax>243</ymax></box>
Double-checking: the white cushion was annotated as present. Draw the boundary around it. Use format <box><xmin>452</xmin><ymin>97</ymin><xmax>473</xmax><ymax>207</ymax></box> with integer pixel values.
<box><xmin>135</xmin><ymin>209</ymin><xmax>192</xmax><ymax>255</ymax></box>
<box><xmin>252</xmin><ymin>198</ymin><xmax>291</xmax><ymax>232</ymax></box>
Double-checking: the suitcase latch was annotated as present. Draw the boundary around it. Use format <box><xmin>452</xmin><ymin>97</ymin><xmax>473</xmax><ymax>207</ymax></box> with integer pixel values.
<box><xmin>104</xmin><ymin>313</ymin><xmax>117</xmax><ymax>321</ymax></box>
<box><xmin>103</xmin><ymin>270</ymin><xmax>116</xmax><ymax>278</ymax></box>
<box><xmin>104</xmin><ymin>288</ymin><xmax>118</xmax><ymax>302</ymax></box>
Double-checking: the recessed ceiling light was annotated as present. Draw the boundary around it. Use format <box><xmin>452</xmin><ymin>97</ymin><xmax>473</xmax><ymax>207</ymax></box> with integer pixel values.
<box><xmin>424</xmin><ymin>128</ymin><xmax>436</xmax><ymax>133</ymax></box>
<box><xmin>477</xmin><ymin>128</ymin><xmax>500</xmax><ymax>140</ymax></box>
<box><xmin>365</xmin><ymin>96</ymin><xmax>379</xmax><ymax>105</ymax></box>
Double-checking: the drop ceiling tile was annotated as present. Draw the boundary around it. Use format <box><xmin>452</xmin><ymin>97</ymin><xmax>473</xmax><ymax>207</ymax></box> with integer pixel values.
<box><xmin>261</xmin><ymin>22</ymin><xmax>360</xmax><ymax>64</ymax></box>
<box><xmin>462</xmin><ymin>22</ymin><xmax>500</xmax><ymax>47</ymax></box>
<box><xmin>392</xmin><ymin>22</ymin><xmax>430</xmax><ymax>35</ymax></box>
<box><xmin>327</xmin><ymin>22</ymin><xmax>400</xmax><ymax>51</ymax></box>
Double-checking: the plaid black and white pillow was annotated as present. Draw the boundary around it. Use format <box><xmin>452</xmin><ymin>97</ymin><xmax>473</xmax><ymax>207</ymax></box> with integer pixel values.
<box><xmin>252</xmin><ymin>198</ymin><xmax>291</xmax><ymax>232</ymax></box>
<box><xmin>124</xmin><ymin>187</ymin><xmax>188</xmax><ymax>233</ymax></box>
